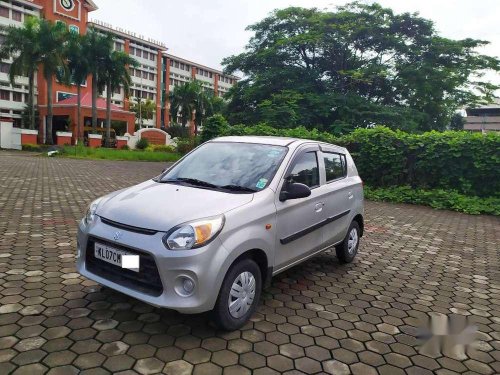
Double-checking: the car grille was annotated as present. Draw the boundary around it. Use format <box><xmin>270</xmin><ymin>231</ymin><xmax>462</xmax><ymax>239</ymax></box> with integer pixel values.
<box><xmin>85</xmin><ymin>237</ymin><xmax>163</xmax><ymax>297</ymax></box>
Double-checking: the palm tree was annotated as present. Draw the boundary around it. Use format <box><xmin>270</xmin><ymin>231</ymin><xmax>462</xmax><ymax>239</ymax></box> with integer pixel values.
<box><xmin>102</xmin><ymin>51</ymin><xmax>138</xmax><ymax>147</ymax></box>
<box><xmin>38</xmin><ymin>19</ymin><xmax>69</xmax><ymax>144</ymax></box>
<box><xmin>86</xmin><ymin>28</ymin><xmax>113</xmax><ymax>132</ymax></box>
<box><xmin>65</xmin><ymin>32</ymin><xmax>90</xmax><ymax>144</ymax></box>
<box><xmin>170</xmin><ymin>80</ymin><xmax>213</xmax><ymax>135</ymax></box>
<box><xmin>0</xmin><ymin>17</ymin><xmax>41</xmax><ymax>130</ymax></box>
<box><xmin>130</xmin><ymin>98</ymin><xmax>156</xmax><ymax>128</ymax></box>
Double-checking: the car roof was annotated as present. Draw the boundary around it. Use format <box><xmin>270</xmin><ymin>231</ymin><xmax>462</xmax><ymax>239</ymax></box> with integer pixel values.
<box><xmin>212</xmin><ymin>136</ymin><xmax>346</xmax><ymax>151</ymax></box>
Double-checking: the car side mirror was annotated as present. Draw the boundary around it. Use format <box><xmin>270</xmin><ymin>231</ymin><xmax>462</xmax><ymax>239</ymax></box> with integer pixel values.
<box><xmin>279</xmin><ymin>182</ymin><xmax>311</xmax><ymax>202</ymax></box>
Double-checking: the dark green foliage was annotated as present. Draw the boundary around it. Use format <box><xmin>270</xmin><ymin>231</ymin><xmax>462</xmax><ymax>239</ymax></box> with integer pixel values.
<box><xmin>222</xmin><ymin>4</ymin><xmax>500</xmax><ymax>133</ymax></box>
<box><xmin>365</xmin><ymin>186</ymin><xmax>499</xmax><ymax>215</ymax></box>
<box><xmin>207</xmin><ymin>121</ymin><xmax>499</xmax><ymax>198</ymax></box>
<box><xmin>201</xmin><ymin>115</ymin><xmax>230</xmax><ymax>143</ymax></box>
<box><xmin>338</xmin><ymin>128</ymin><xmax>500</xmax><ymax>197</ymax></box>
<box><xmin>135</xmin><ymin>138</ymin><xmax>149</xmax><ymax>150</ymax></box>
<box><xmin>166</xmin><ymin>124</ymin><xmax>190</xmax><ymax>139</ymax></box>
<box><xmin>176</xmin><ymin>138</ymin><xmax>196</xmax><ymax>155</ymax></box>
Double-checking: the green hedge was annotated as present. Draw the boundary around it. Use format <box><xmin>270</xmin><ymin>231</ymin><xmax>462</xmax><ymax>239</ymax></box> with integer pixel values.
<box><xmin>365</xmin><ymin>186</ymin><xmax>500</xmax><ymax>215</ymax></box>
<box><xmin>211</xmin><ymin>122</ymin><xmax>500</xmax><ymax>198</ymax></box>
<box><xmin>338</xmin><ymin>128</ymin><xmax>499</xmax><ymax>197</ymax></box>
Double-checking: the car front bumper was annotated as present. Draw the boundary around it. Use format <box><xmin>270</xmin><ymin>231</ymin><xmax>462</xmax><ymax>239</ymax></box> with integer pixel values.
<box><xmin>76</xmin><ymin>217</ymin><xmax>230</xmax><ymax>313</ymax></box>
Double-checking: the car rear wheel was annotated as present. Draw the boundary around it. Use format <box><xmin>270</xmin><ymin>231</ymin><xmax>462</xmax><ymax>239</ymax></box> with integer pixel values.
<box><xmin>336</xmin><ymin>221</ymin><xmax>360</xmax><ymax>263</ymax></box>
<box><xmin>211</xmin><ymin>258</ymin><xmax>262</xmax><ymax>331</ymax></box>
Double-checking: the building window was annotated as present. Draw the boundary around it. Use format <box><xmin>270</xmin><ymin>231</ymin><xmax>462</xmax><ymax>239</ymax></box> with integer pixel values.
<box><xmin>12</xmin><ymin>10</ymin><xmax>22</xmax><ymax>22</ymax></box>
<box><xmin>0</xmin><ymin>62</ymin><xmax>10</xmax><ymax>73</ymax></box>
<box><xmin>142</xmin><ymin>71</ymin><xmax>148</xmax><ymax>79</ymax></box>
<box><xmin>135</xmin><ymin>49</ymin><xmax>142</xmax><ymax>58</ymax></box>
<box><xmin>69</xmin><ymin>25</ymin><xmax>79</xmax><ymax>34</ymax></box>
<box><xmin>149</xmin><ymin>73</ymin><xmax>154</xmax><ymax>81</ymax></box>
<box><xmin>130</xmin><ymin>47</ymin><xmax>135</xmax><ymax>55</ymax></box>
<box><xmin>0</xmin><ymin>90</ymin><xmax>9</xmax><ymax>100</ymax></box>
<box><xmin>150</xmin><ymin>53</ymin><xmax>155</xmax><ymax>61</ymax></box>
<box><xmin>114</xmin><ymin>87</ymin><xmax>121</xmax><ymax>94</ymax></box>
<box><xmin>175</xmin><ymin>61</ymin><xmax>179</xmax><ymax>68</ymax></box>
<box><xmin>170</xmin><ymin>60</ymin><xmax>174</xmax><ymax>67</ymax></box>
<box><xmin>0</xmin><ymin>6</ymin><xmax>8</xmax><ymax>18</ymax></box>
<box><xmin>13</xmin><ymin>92</ymin><xmax>22</xmax><ymax>102</ymax></box>
<box><xmin>115</xmin><ymin>42</ymin><xmax>122</xmax><ymax>51</ymax></box>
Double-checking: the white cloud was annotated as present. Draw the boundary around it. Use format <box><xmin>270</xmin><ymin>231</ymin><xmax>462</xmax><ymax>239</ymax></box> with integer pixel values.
<box><xmin>91</xmin><ymin>0</ymin><xmax>499</xmax><ymax>83</ymax></box>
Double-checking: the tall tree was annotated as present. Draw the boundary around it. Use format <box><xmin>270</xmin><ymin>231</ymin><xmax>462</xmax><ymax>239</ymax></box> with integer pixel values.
<box><xmin>223</xmin><ymin>3</ymin><xmax>500</xmax><ymax>132</ymax></box>
<box><xmin>38</xmin><ymin>19</ymin><xmax>69</xmax><ymax>144</ymax></box>
<box><xmin>86</xmin><ymin>29</ymin><xmax>113</xmax><ymax>132</ymax></box>
<box><xmin>65</xmin><ymin>32</ymin><xmax>91</xmax><ymax>143</ymax></box>
<box><xmin>0</xmin><ymin>17</ymin><xmax>41</xmax><ymax>130</ymax></box>
<box><xmin>170</xmin><ymin>80</ymin><xmax>213</xmax><ymax>135</ymax></box>
<box><xmin>130</xmin><ymin>98</ymin><xmax>156</xmax><ymax>128</ymax></box>
<box><xmin>102</xmin><ymin>51</ymin><xmax>138</xmax><ymax>147</ymax></box>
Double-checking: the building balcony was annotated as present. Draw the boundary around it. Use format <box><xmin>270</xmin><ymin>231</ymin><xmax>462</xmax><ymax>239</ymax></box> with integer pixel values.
<box><xmin>464</xmin><ymin>116</ymin><xmax>500</xmax><ymax>132</ymax></box>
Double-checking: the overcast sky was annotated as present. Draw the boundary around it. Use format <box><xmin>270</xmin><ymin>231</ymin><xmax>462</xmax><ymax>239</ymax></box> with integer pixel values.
<box><xmin>91</xmin><ymin>0</ymin><xmax>500</xmax><ymax>83</ymax></box>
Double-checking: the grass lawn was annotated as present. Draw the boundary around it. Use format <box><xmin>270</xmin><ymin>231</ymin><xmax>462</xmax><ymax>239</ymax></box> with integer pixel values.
<box><xmin>60</xmin><ymin>146</ymin><xmax>182</xmax><ymax>162</ymax></box>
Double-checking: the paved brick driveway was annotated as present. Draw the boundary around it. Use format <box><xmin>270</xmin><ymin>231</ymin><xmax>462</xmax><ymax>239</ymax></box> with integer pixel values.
<box><xmin>0</xmin><ymin>151</ymin><xmax>498</xmax><ymax>375</ymax></box>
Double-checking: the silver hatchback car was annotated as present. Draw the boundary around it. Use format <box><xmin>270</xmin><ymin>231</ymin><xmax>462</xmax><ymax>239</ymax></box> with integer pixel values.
<box><xmin>77</xmin><ymin>136</ymin><xmax>364</xmax><ymax>330</ymax></box>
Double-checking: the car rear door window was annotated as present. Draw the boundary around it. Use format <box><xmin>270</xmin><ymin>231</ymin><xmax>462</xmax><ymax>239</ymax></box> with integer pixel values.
<box><xmin>289</xmin><ymin>152</ymin><xmax>319</xmax><ymax>188</ymax></box>
<box><xmin>324</xmin><ymin>153</ymin><xmax>346</xmax><ymax>182</ymax></box>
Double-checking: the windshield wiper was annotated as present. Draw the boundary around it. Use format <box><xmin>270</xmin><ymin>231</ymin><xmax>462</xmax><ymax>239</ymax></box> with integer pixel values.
<box><xmin>220</xmin><ymin>185</ymin><xmax>257</xmax><ymax>193</ymax></box>
<box><xmin>162</xmin><ymin>178</ymin><xmax>218</xmax><ymax>189</ymax></box>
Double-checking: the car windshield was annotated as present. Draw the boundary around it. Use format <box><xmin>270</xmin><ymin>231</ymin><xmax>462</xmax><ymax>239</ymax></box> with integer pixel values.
<box><xmin>159</xmin><ymin>142</ymin><xmax>288</xmax><ymax>193</ymax></box>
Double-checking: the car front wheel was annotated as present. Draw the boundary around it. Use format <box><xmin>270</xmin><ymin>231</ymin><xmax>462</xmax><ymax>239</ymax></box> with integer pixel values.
<box><xmin>336</xmin><ymin>221</ymin><xmax>360</xmax><ymax>263</ymax></box>
<box><xmin>211</xmin><ymin>258</ymin><xmax>262</xmax><ymax>331</ymax></box>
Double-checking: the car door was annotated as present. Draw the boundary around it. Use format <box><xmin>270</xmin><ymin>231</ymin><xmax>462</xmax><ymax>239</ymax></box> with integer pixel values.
<box><xmin>274</xmin><ymin>145</ymin><xmax>330</xmax><ymax>272</ymax></box>
<box><xmin>320</xmin><ymin>149</ymin><xmax>353</xmax><ymax>247</ymax></box>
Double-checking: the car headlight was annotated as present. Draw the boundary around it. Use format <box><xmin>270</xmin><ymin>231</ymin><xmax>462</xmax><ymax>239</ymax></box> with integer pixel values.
<box><xmin>85</xmin><ymin>198</ymin><xmax>102</xmax><ymax>225</ymax></box>
<box><xmin>163</xmin><ymin>215</ymin><xmax>225</xmax><ymax>250</ymax></box>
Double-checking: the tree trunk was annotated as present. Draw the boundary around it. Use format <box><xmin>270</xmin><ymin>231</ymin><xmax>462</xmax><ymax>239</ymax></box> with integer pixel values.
<box><xmin>92</xmin><ymin>72</ymin><xmax>98</xmax><ymax>132</ymax></box>
<box><xmin>105</xmin><ymin>82</ymin><xmax>112</xmax><ymax>148</ymax></box>
<box><xmin>28</xmin><ymin>71</ymin><xmax>35</xmax><ymax>130</ymax></box>
<box><xmin>77</xmin><ymin>84</ymin><xmax>82</xmax><ymax>144</ymax></box>
<box><xmin>46</xmin><ymin>74</ymin><xmax>54</xmax><ymax>145</ymax></box>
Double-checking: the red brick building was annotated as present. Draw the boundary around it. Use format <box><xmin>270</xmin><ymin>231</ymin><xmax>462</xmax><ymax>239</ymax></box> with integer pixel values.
<box><xmin>0</xmin><ymin>0</ymin><xmax>238</xmax><ymax>146</ymax></box>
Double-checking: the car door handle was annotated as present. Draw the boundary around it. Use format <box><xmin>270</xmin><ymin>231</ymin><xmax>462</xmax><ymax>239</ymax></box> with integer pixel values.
<box><xmin>315</xmin><ymin>203</ymin><xmax>324</xmax><ymax>213</ymax></box>
<box><xmin>348</xmin><ymin>192</ymin><xmax>354</xmax><ymax>200</ymax></box>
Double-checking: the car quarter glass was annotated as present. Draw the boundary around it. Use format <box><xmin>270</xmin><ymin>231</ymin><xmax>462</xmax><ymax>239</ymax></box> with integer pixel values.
<box><xmin>324</xmin><ymin>152</ymin><xmax>347</xmax><ymax>182</ymax></box>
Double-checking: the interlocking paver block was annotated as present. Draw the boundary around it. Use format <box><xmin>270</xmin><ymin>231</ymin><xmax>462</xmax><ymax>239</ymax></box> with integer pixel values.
<box><xmin>0</xmin><ymin>153</ymin><xmax>498</xmax><ymax>375</ymax></box>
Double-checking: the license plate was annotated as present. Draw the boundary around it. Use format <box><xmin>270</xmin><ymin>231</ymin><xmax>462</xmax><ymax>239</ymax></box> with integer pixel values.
<box><xmin>94</xmin><ymin>243</ymin><xmax>139</xmax><ymax>272</ymax></box>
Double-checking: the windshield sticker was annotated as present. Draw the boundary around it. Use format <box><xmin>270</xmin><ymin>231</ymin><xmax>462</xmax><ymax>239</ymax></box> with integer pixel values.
<box><xmin>256</xmin><ymin>178</ymin><xmax>268</xmax><ymax>190</ymax></box>
<box><xmin>268</xmin><ymin>149</ymin><xmax>282</xmax><ymax>157</ymax></box>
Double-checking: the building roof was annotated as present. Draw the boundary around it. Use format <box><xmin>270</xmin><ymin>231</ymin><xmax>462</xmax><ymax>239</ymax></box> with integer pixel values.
<box><xmin>88</xmin><ymin>21</ymin><xmax>167</xmax><ymax>50</ymax></box>
<box><xmin>164</xmin><ymin>53</ymin><xmax>240</xmax><ymax>80</ymax></box>
<box><xmin>56</xmin><ymin>93</ymin><xmax>123</xmax><ymax>111</ymax></box>
<box><xmin>84</xmin><ymin>0</ymin><xmax>99</xmax><ymax>11</ymax></box>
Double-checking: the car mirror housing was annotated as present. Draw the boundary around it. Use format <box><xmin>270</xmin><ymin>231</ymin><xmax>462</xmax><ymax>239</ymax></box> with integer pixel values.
<box><xmin>279</xmin><ymin>182</ymin><xmax>312</xmax><ymax>202</ymax></box>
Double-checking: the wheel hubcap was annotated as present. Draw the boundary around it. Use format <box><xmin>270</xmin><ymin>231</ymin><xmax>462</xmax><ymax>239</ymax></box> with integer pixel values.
<box><xmin>347</xmin><ymin>228</ymin><xmax>358</xmax><ymax>255</ymax></box>
<box><xmin>228</xmin><ymin>271</ymin><xmax>256</xmax><ymax>319</ymax></box>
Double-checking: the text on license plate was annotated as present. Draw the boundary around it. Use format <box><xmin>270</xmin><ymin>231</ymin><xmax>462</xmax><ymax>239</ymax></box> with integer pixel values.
<box><xmin>94</xmin><ymin>243</ymin><xmax>139</xmax><ymax>272</ymax></box>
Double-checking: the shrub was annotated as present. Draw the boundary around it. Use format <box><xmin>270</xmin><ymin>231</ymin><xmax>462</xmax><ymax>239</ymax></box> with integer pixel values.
<box><xmin>201</xmin><ymin>115</ymin><xmax>230</xmax><ymax>143</ymax></box>
<box><xmin>120</xmin><ymin>144</ymin><xmax>130</xmax><ymax>150</ymax></box>
<box><xmin>151</xmin><ymin>144</ymin><xmax>176</xmax><ymax>153</ymax></box>
<box><xmin>135</xmin><ymin>138</ymin><xmax>149</xmax><ymax>150</ymax></box>
<box><xmin>365</xmin><ymin>186</ymin><xmax>500</xmax><ymax>216</ymax></box>
<box><xmin>214</xmin><ymin>124</ymin><xmax>500</xmax><ymax>198</ymax></box>
<box><xmin>166</xmin><ymin>124</ymin><xmax>190</xmax><ymax>139</ymax></box>
<box><xmin>176</xmin><ymin>138</ymin><xmax>195</xmax><ymax>154</ymax></box>
<box><xmin>22</xmin><ymin>144</ymin><xmax>43</xmax><ymax>152</ymax></box>
<box><xmin>337</xmin><ymin>128</ymin><xmax>500</xmax><ymax>197</ymax></box>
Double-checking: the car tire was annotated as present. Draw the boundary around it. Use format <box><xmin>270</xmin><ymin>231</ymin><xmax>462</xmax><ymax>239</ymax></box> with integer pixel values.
<box><xmin>336</xmin><ymin>221</ymin><xmax>360</xmax><ymax>263</ymax></box>
<box><xmin>211</xmin><ymin>258</ymin><xmax>262</xmax><ymax>331</ymax></box>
